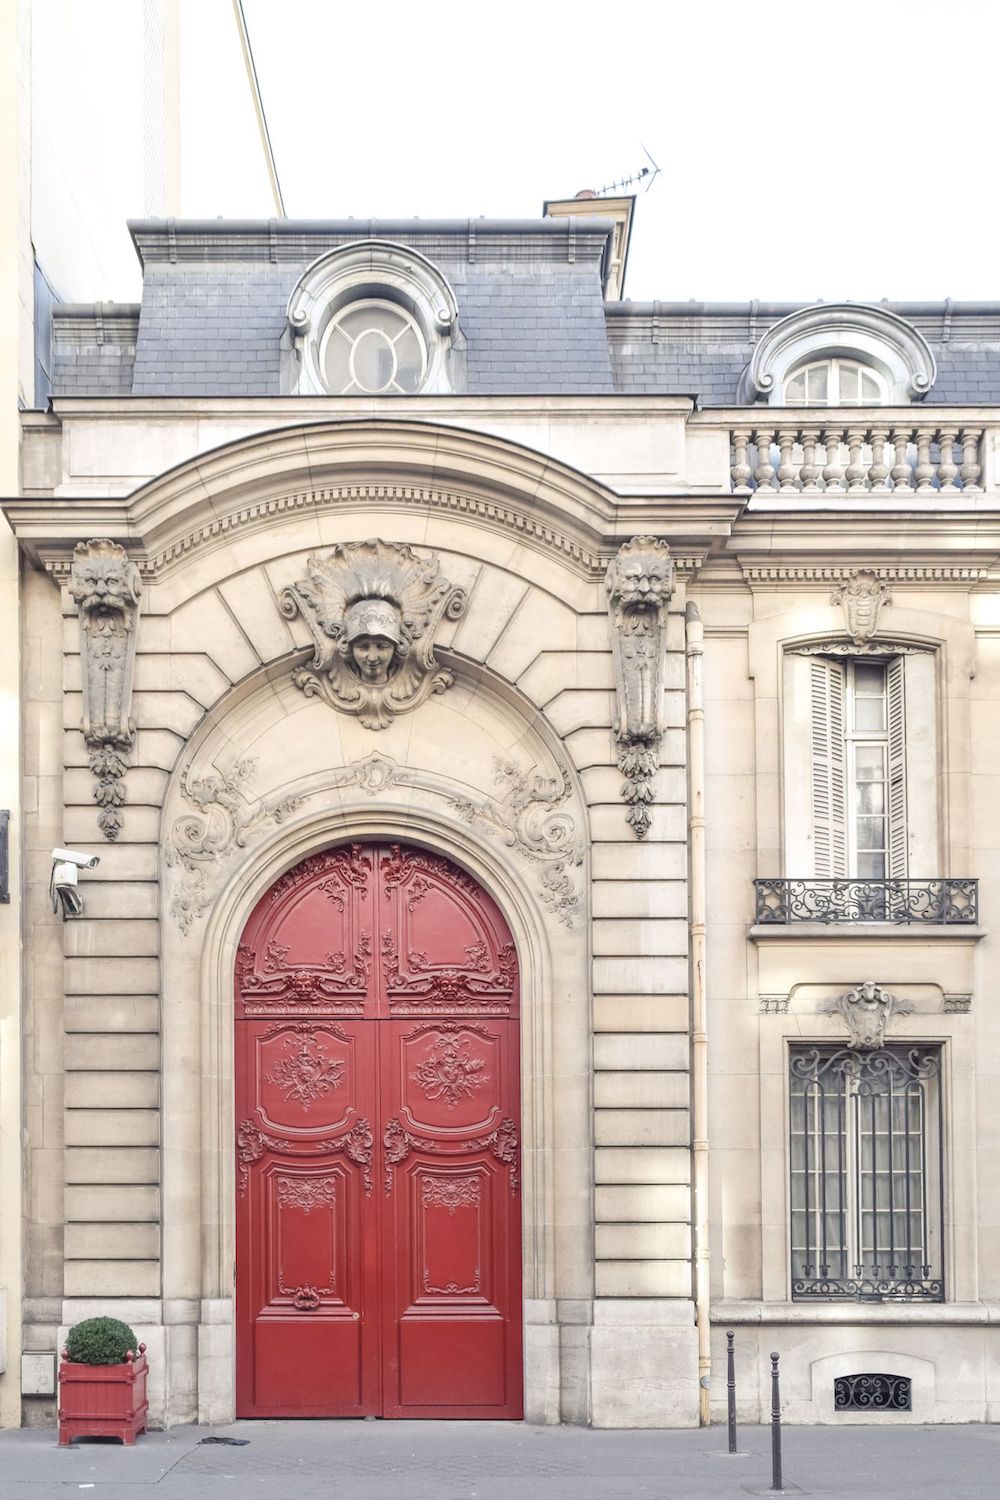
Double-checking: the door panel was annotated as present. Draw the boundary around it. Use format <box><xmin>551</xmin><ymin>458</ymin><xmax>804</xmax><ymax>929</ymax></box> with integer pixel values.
<box><xmin>235</xmin><ymin>842</ymin><xmax>522</xmax><ymax>1419</ymax></box>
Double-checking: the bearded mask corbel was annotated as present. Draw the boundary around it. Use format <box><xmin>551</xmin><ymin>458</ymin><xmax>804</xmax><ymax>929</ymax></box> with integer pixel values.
<box><xmin>69</xmin><ymin>539</ymin><xmax>142</xmax><ymax>841</ymax></box>
<box><xmin>280</xmin><ymin>539</ymin><xmax>466</xmax><ymax>731</ymax></box>
<box><xmin>606</xmin><ymin>537</ymin><xmax>674</xmax><ymax>838</ymax></box>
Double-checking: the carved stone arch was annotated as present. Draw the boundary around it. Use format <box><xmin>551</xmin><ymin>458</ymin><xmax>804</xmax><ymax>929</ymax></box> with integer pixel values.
<box><xmin>156</xmin><ymin>657</ymin><xmax>592</xmax><ymax>1425</ymax></box>
<box><xmin>83</xmin><ymin>418</ymin><xmax>620</xmax><ymax>582</ymax></box>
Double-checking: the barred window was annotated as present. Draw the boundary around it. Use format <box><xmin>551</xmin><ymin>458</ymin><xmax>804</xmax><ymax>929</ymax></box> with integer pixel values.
<box><xmin>789</xmin><ymin>1045</ymin><xmax>943</xmax><ymax>1302</ymax></box>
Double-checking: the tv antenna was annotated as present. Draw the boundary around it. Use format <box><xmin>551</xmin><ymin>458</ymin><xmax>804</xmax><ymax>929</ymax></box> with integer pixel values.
<box><xmin>595</xmin><ymin>145</ymin><xmax>660</xmax><ymax>196</ymax></box>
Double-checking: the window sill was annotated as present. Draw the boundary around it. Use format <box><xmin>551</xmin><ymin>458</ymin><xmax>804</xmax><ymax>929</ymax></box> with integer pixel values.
<box><xmin>711</xmin><ymin>1300</ymin><xmax>996</xmax><ymax>1326</ymax></box>
<box><xmin>749</xmin><ymin>923</ymin><xmax>987</xmax><ymax>943</ymax></box>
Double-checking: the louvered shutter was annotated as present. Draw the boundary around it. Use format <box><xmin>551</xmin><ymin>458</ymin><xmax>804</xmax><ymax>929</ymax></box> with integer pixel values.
<box><xmin>810</xmin><ymin>658</ymin><xmax>848</xmax><ymax>877</ymax></box>
<box><xmin>887</xmin><ymin>656</ymin><xmax>907</xmax><ymax>876</ymax></box>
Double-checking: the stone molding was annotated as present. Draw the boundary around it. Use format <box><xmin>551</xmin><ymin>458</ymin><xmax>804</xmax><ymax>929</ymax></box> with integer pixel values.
<box><xmin>69</xmin><ymin>539</ymin><xmax>142</xmax><ymax>840</ymax></box>
<box><xmin>740</xmin><ymin>563</ymin><xmax>988</xmax><ymax>585</ymax></box>
<box><xmin>606</xmin><ymin>537</ymin><xmax>674</xmax><ymax>839</ymax></box>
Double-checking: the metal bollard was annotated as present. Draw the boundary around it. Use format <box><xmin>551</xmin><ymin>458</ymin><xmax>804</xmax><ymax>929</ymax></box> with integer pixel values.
<box><xmin>770</xmin><ymin>1351</ymin><xmax>782</xmax><ymax>1492</ymax></box>
<box><xmin>726</xmin><ymin>1330</ymin><xmax>737</xmax><ymax>1453</ymax></box>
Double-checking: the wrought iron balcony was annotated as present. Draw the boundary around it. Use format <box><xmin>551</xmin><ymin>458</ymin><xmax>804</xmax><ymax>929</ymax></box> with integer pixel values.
<box><xmin>754</xmin><ymin>877</ymin><xmax>978</xmax><ymax>925</ymax></box>
<box><xmin>793</xmin><ymin>1270</ymin><xmax>943</xmax><ymax>1303</ymax></box>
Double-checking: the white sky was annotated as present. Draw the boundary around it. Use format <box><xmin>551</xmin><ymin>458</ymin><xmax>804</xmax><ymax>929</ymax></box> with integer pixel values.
<box><xmin>235</xmin><ymin>0</ymin><xmax>1000</xmax><ymax>304</ymax></box>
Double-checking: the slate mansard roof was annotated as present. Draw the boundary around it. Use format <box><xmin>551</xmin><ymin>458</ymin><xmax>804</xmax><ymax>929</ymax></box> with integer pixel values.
<box><xmin>48</xmin><ymin>217</ymin><xmax>1000</xmax><ymax>405</ymax></box>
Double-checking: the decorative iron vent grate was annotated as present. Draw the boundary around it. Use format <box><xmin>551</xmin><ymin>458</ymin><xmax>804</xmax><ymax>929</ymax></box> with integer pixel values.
<box><xmin>834</xmin><ymin>1373</ymin><xmax>911</xmax><ymax>1412</ymax></box>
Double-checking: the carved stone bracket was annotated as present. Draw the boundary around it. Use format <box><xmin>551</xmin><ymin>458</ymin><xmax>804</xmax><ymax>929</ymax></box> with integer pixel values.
<box><xmin>448</xmin><ymin>756</ymin><xmax>584</xmax><ymax>926</ymax></box>
<box><xmin>606</xmin><ymin>537</ymin><xmax>674</xmax><ymax>838</ymax></box>
<box><xmin>943</xmin><ymin>993</ymin><xmax>972</xmax><ymax>1014</ymax></box>
<box><xmin>165</xmin><ymin>757</ymin><xmax>303</xmax><ymax>933</ymax></box>
<box><xmin>279</xmin><ymin>539</ymin><xmax>467</xmax><ymax>730</ymax></box>
<box><xmin>822</xmin><ymin>979</ymin><xmax>912</xmax><ymax>1048</ymax></box>
<box><xmin>831</xmin><ymin>568</ymin><xmax>891</xmax><ymax>643</ymax></box>
<box><xmin>69</xmin><ymin>540</ymin><xmax>142</xmax><ymax>840</ymax></box>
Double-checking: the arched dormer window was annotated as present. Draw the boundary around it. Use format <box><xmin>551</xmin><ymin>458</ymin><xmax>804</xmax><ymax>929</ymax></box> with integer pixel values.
<box><xmin>740</xmin><ymin>303</ymin><xmax>937</xmax><ymax>406</ymax></box>
<box><xmin>783</xmin><ymin>358</ymin><xmax>888</xmax><ymax>406</ymax></box>
<box><xmin>284</xmin><ymin>241</ymin><xmax>462</xmax><ymax>396</ymax></box>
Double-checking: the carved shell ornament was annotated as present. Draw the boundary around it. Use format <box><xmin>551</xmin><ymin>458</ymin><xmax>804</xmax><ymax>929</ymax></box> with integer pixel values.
<box><xmin>280</xmin><ymin>539</ymin><xmax>467</xmax><ymax>729</ymax></box>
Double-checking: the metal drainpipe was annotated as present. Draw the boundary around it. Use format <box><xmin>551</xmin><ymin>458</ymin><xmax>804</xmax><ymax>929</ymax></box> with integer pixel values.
<box><xmin>685</xmin><ymin>601</ymin><xmax>711</xmax><ymax>1425</ymax></box>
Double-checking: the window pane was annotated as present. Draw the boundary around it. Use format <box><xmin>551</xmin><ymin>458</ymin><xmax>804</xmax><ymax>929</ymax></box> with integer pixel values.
<box><xmin>785</xmin><ymin>371</ymin><xmax>806</xmax><ymax>401</ymax></box>
<box><xmin>853</xmin><ymin>662</ymin><xmax>886</xmax><ymax>695</ymax></box>
<box><xmin>855</xmin><ymin>744</ymin><xmax>885</xmax><ymax>778</ymax></box>
<box><xmin>806</xmin><ymin>365</ymin><xmax>829</xmax><ymax>401</ymax></box>
<box><xmin>861</xmin><ymin>370</ymin><xmax>882</xmax><ymax>402</ymax></box>
<box><xmin>855</xmin><ymin>698</ymin><xmax>886</xmax><ymax>731</ymax></box>
<box><xmin>857</xmin><ymin>817</ymin><xmax>886</xmax><ymax>850</ymax></box>
<box><xmin>857</xmin><ymin>851</ymin><xmax>886</xmax><ymax>878</ymax></box>
<box><xmin>855</xmin><ymin>781</ymin><xmax>885</xmax><ymax>814</ymax></box>
<box><xmin>837</xmin><ymin>363</ymin><xmax>861</xmax><ymax>402</ymax></box>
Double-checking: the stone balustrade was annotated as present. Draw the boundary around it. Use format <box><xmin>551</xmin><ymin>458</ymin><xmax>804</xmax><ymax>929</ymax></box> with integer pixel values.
<box><xmin>729</xmin><ymin>422</ymin><xmax>984</xmax><ymax>495</ymax></box>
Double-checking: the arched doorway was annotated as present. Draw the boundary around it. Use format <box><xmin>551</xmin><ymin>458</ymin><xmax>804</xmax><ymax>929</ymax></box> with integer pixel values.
<box><xmin>234</xmin><ymin>841</ymin><xmax>523</xmax><ymax>1419</ymax></box>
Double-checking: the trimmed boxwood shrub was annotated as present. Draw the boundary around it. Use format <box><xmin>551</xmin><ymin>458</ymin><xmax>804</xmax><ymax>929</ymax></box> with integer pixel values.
<box><xmin>65</xmin><ymin>1316</ymin><xmax>139</xmax><ymax>1366</ymax></box>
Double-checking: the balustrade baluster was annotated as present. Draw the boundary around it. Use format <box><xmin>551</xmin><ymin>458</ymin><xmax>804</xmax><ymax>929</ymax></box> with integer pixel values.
<box><xmin>777</xmin><ymin>429</ymin><xmax>798</xmax><ymax>493</ymax></box>
<box><xmin>868</xmin><ymin>427</ymin><xmax>890</xmax><ymax>493</ymax></box>
<box><xmin>845</xmin><ymin>428</ymin><xmax>867</xmax><ymax>493</ymax></box>
<box><xmin>914</xmin><ymin>429</ymin><xmax>935</xmax><ymax>494</ymax></box>
<box><xmin>821</xmin><ymin>429</ymin><xmax>845</xmax><ymax>492</ymax></box>
<box><xmin>799</xmin><ymin>429</ymin><xmax>821</xmax><ymax>493</ymax></box>
<box><xmin>890</xmin><ymin>429</ymin><xmax>913</xmax><ymax>493</ymax></box>
<box><xmin>731</xmin><ymin>426</ymin><xmax>753</xmax><ymax>492</ymax></box>
<box><xmin>959</xmin><ymin>429</ymin><xmax>983</xmax><ymax>492</ymax></box>
<box><xmin>753</xmin><ymin>429</ymin><xmax>777</xmax><ymax>493</ymax></box>
<box><xmin>937</xmin><ymin>428</ymin><xmax>959</xmax><ymax>493</ymax></box>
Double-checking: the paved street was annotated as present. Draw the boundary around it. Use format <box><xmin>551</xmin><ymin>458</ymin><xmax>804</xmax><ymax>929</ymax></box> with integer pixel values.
<box><xmin>2</xmin><ymin>1419</ymin><xmax>1000</xmax><ymax>1499</ymax></box>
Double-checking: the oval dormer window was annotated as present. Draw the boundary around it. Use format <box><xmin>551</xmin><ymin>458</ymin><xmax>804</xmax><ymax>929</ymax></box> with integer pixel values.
<box><xmin>321</xmin><ymin>300</ymin><xmax>427</xmax><ymax>395</ymax></box>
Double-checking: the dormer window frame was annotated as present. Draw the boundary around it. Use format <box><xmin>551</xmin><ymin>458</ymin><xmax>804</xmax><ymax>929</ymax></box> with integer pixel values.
<box><xmin>284</xmin><ymin>240</ymin><xmax>461</xmax><ymax>397</ymax></box>
<box><xmin>740</xmin><ymin>302</ymin><xmax>937</xmax><ymax>407</ymax></box>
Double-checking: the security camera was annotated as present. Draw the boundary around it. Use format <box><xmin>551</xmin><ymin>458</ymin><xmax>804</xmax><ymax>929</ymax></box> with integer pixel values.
<box><xmin>50</xmin><ymin>848</ymin><xmax>101</xmax><ymax>918</ymax></box>
<box><xmin>52</xmin><ymin>848</ymin><xmax>101</xmax><ymax>870</ymax></box>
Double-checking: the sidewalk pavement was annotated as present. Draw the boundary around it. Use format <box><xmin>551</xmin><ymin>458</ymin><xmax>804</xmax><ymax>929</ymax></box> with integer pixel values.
<box><xmin>3</xmin><ymin>1418</ymin><xmax>1000</xmax><ymax>1499</ymax></box>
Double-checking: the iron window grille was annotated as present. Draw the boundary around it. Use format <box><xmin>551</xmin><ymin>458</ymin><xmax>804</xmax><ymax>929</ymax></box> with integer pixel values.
<box><xmin>789</xmin><ymin>1045</ymin><xmax>943</xmax><ymax>1302</ymax></box>
<box><xmin>755</xmin><ymin>877</ymin><xmax>978</xmax><ymax>925</ymax></box>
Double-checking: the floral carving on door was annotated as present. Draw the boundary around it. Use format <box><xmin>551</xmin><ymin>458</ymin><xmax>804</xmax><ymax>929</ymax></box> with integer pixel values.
<box><xmin>409</xmin><ymin>1033</ymin><xmax>490</xmax><ymax>1108</ymax></box>
<box><xmin>265</xmin><ymin>1031</ymin><xmax>345</xmax><ymax>1111</ymax></box>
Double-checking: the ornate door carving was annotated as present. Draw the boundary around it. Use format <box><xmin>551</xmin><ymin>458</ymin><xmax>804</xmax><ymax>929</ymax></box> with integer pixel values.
<box><xmin>235</xmin><ymin>842</ymin><xmax>522</xmax><ymax>1419</ymax></box>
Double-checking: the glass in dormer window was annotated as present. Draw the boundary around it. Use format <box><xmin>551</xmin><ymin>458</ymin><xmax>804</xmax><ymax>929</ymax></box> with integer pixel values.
<box><xmin>323</xmin><ymin>301</ymin><xmax>427</xmax><ymax>394</ymax></box>
<box><xmin>783</xmin><ymin>358</ymin><xmax>885</xmax><ymax>406</ymax></box>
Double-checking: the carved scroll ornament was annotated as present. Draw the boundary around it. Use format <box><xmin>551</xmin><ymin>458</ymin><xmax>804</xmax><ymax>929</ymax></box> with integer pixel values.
<box><xmin>69</xmin><ymin>540</ymin><xmax>142</xmax><ymax>840</ymax></box>
<box><xmin>831</xmin><ymin>568</ymin><xmax>891</xmax><ymax>643</ymax></box>
<box><xmin>822</xmin><ymin>978</ymin><xmax>912</xmax><ymax>1048</ymax></box>
<box><xmin>280</xmin><ymin>539</ymin><xmax>467</xmax><ymax>730</ymax></box>
<box><xmin>606</xmin><ymin>537</ymin><xmax>674</xmax><ymax>838</ymax></box>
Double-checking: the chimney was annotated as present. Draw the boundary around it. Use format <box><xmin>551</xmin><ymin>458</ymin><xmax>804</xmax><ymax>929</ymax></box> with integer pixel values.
<box><xmin>542</xmin><ymin>190</ymin><xmax>635</xmax><ymax>301</ymax></box>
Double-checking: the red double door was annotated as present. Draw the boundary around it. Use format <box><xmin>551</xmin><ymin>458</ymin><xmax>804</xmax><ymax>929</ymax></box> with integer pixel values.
<box><xmin>235</xmin><ymin>842</ymin><xmax>523</xmax><ymax>1419</ymax></box>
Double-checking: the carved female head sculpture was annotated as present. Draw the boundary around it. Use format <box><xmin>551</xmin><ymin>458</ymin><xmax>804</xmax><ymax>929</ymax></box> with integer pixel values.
<box><xmin>344</xmin><ymin>598</ymin><xmax>402</xmax><ymax>684</ymax></box>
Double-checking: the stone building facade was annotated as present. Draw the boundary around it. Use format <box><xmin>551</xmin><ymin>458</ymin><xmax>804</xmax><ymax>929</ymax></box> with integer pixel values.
<box><xmin>5</xmin><ymin>211</ymin><xmax>1000</xmax><ymax>1428</ymax></box>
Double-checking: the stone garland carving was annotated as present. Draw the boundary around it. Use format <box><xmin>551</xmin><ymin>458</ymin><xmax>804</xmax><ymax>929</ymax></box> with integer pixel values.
<box><xmin>279</xmin><ymin>539</ymin><xmax>467</xmax><ymax>730</ymax></box>
<box><xmin>165</xmin><ymin>757</ymin><xmax>303</xmax><ymax>933</ymax></box>
<box><xmin>943</xmin><ymin>993</ymin><xmax>972</xmax><ymax>1014</ymax></box>
<box><xmin>822</xmin><ymin>979</ymin><xmax>912</xmax><ymax>1048</ymax></box>
<box><xmin>831</xmin><ymin>568</ymin><xmax>891</xmax><ymax>643</ymax></box>
<box><xmin>69</xmin><ymin>539</ymin><xmax>142</xmax><ymax>840</ymax></box>
<box><xmin>605</xmin><ymin>536</ymin><xmax>674</xmax><ymax>838</ymax></box>
<box><xmin>448</xmin><ymin>757</ymin><xmax>584</xmax><ymax>926</ymax></box>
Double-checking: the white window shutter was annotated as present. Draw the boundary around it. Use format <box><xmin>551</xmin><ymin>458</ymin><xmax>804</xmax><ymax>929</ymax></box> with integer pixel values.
<box><xmin>810</xmin><ymin>658</ymin><xmax>848</xmax><ymax>877</ymax></box>
<box><xmin>887</xmin><ymin>656</ymin><xmax>907</xmax><ymax>876</ymax></box>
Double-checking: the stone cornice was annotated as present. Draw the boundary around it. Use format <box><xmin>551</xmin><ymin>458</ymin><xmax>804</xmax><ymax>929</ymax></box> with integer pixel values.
<box><xmin>5</xmin><ymin>417</ymin><xmax>739</xmax><ymax>580</ymax></box>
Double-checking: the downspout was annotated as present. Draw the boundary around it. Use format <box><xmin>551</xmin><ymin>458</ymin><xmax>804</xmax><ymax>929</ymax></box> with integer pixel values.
<box><xmin>686</xmin><ymin>601</ymin><xmax>711</xmax><ymax>1425</ymax></box>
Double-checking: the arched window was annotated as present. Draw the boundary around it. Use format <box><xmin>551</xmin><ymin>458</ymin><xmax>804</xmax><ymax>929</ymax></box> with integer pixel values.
<box><xmin>783</xmin><ymin>358</ymin><xmax>887</xmax><ymax>407</ymax></box>
<box><xmin>740</xmin><ymin>303</ymin><xmax>936</xmax><ymax>406</ymax></box>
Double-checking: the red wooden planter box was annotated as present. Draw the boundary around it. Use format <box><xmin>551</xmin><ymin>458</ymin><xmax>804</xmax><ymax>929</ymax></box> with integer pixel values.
<box><xmin>58</xmin><ymin>1344</ymin><xmax>148</xmax><ymax>1446</ymax></box>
